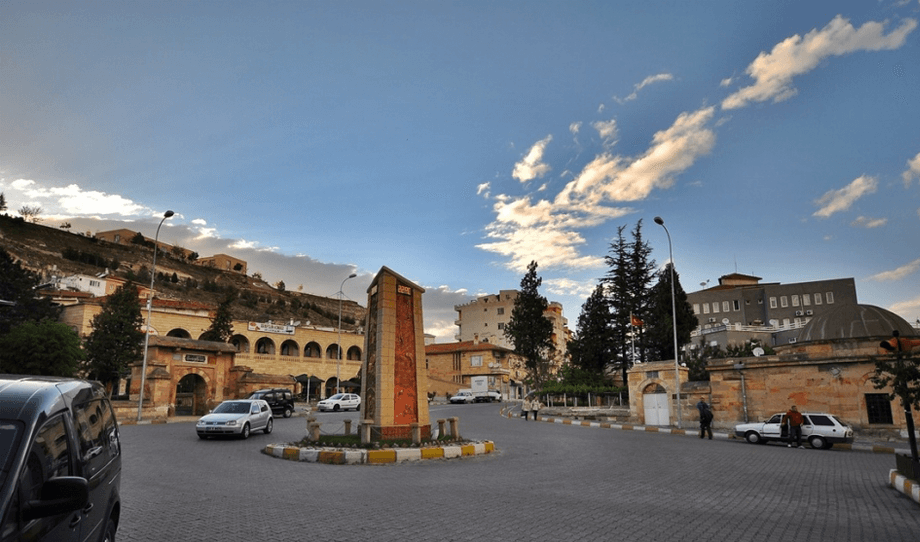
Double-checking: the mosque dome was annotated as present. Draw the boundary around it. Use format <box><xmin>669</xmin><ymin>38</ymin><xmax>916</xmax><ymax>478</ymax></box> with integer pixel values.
<box><xmin>797</xmin><ymin>304</ymin><xmax>917</xmax><ymax>342</ymax></box>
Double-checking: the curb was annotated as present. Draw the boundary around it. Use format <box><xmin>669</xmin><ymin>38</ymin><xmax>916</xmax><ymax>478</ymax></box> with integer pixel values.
<box><xmin>889</xmin><ymin>469</ymin><xmax>920</xmax><ymax>506</ymax></box>
<box><xmin>262</xmin><ymin>441</ymin><xmax>495</xmax><ymax>465</ymax></box>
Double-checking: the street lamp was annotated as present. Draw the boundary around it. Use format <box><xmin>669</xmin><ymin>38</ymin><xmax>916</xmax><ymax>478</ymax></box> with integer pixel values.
<box><xmin>654</xmin><ymin>216</ymin><xmax>682</xmax><ymax>429</ymax></box>
<box><xmin>336</xmin><ymin>273</ymin><xmax>357</xmax><ymax>395</ymax></box>
<box><xmin>137</xmin><ymin>210</ymin><xmax>174</xmax><ymax>422</ymax></box>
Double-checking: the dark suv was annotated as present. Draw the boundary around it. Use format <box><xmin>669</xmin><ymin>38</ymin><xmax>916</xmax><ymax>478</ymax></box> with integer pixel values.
<box><xmin>0</xmin><ymin>375</ymin><xmax>122</xmax><ymax>541</ymax></box>
<box><xmin>247</xmin><ymin>388</ymin><xmax>295</xmax><ymax>418</ymax></box>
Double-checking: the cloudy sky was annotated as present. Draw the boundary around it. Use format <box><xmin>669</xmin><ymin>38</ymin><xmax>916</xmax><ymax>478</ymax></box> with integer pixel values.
<box><xmin>2</xmin><ymin>0</ymin><xmax>919</xmax><ymax>341</ymax></box>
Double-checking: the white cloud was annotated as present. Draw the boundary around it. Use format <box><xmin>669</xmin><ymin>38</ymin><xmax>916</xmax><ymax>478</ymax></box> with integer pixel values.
<box><xmin>889</xmin><ymin>294</ymin><xmax>920</xmax><ymax>319</ymax></box>
<box><xmin>723</xmin><ymin>16</ymin><xmax>917</xmax><ymax>109</ymax></box>
<box><xmin>479</xmin><ymin>107</ymin><xmax>716</xmax><ymax>273</ymax></box>
<box><xmin>569</xmin><ymin>122</ymin><xmax>582</xmax><ymax>135</ymax></box>
<box><xmin>867</xmin><ymin>258</ymin><xmax>920</xmax><ymax>281</ymax></box>
<box><xmin>813</xmin><ymin>175</ymin><xmax>877</xmax><ymax>218</ymax></box>
<box><xmin>512</xmin><ymin>135</ymin><xmax>553</xmax><ymax>183</ymax></box>
<box><xmin>544</xmin><ymin>277</ymin><xmax>597</xmax><ymax>298</ymax></box>
<box><xmin>851</xmin><ymin>215</ymin><xmax>887</xmax><ymax>228</ymax></box>
<box><xmin>592</xmin><ymin>119</ymin><xmax>618</xmax><ymax>144</ymax></box>
<box><xmin>902</xmin><ymin>151</ymin><xmax>920</xmax><ymax>187</ymax></box>
<box><xmin>476</xmin><ymin>182</ymin><xmax>491</xmax><ymax>198</ymax></box>
<box><xmin>192</xmin><ymin>218</ymin><xmax>207</xmax><ymax>226</ymax></box>
<box><xmin>3</xmin><ymin>178</ymin><xmax>150</xmax><ymax>217</ymax></box>
<box><xmin>615</xmin><ymin>73</ymin><xmax>675</xmax><ymax>103</ymax></box>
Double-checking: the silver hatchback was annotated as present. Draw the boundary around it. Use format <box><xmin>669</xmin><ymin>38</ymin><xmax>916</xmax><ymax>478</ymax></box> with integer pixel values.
<box><xmin>196</xmin><ymin>399</ymin><xmax>273</xmax><ymax>439</ymax></box>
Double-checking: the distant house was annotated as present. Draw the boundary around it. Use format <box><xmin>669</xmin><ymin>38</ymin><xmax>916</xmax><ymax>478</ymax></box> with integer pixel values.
<box><xmin>425</xmin><ymin>336</ymin><xmax>525</xmax><ymax>400</ymax></box>
<box><xmin>194</xmin><ymin>253</ymin><xmax>247</xmax><ymax>275</ymax></box>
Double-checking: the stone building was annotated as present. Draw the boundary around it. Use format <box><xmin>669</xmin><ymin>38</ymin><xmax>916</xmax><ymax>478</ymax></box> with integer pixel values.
<box><xmin>628</xmin><ymin>304</ymin><xmax>919</xmax><ymax>439</ymax></box>
<box><xmin>425</xmin><ymin>338</ymin><xmax>526</xmax><ymax>400</ymax></box>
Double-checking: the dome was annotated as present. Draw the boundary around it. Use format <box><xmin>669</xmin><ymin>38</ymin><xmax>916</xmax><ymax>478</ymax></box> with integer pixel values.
<box><xmin>797</xmin><ymin>304</ymin><xmax>917</xmax><ymax>342</ymax></box>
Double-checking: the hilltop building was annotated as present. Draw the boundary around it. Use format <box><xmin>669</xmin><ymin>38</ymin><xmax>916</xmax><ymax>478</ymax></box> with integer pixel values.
<box><xmin>95</xmin><ymin>229</ymin><xmax>247</xmax><ymax>275</ymax></box>
<box><xmin>685</xmin><ymin>273</ymin><xmax>858</xmax><ymax>350</ymax></box>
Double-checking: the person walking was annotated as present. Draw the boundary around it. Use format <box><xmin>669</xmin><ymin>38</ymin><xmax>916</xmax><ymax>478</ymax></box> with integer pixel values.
<box><xmin>696</xmin><ymin>399</ymin><xmax>713</xmax><ymax>440</ymax></box>
<box><xmin>532</xmin><ymin>396</ymin><xmax>542</xmax><ymax>422</ymax></box>
<box><xmin>785</xmin><ymin>405</ymin><xmax>804</xmax><ymax>448</ymax></box>
<box><xmin>522</xmin><ymin>396</ymin><xmax>531</xmax><ymax>421</ymax></box>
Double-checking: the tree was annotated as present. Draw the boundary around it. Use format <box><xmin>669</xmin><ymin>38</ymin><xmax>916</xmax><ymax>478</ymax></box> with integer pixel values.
<box><xmin>568</xmin><ymin>284</ymin><xmax>613</xmax><ymax>377</ymax></box>
<box><xmin>200</xmin><ymin>293</ymin><xmax>235</xmax><ymax>342</ymax></box>
<box><xmin>275</xmin><ymin>280</ymin><xmax>286</xmax><ymax>292</ymax></box>
<box><xmin>504</xmin><ymin>261</ymin><xmax>556</xmax><ymax>389</ymax></box>
<box><xmin>0</xmin><ymin>248</ymin><xmax>61</xmax><ymax>335</ymax></box>
<box><xmin>644</xmin><ymin>263</ymin><xmax>698</xmax><ymax>362</ymax></box>
<box><xmin>18</xmin><ymin>205</ymin><xmax>42</xmax><ymax>223</ymax></box>
<box><xmin>873</xmin><ymin>331</ymin><xmax>920</xmax><ymax>468</ymax></box>
<box><xmin>83</xmin><ymin>285</ymin><xmax>145</xmax><ymax>391</ymax></box>
<box><xmin>0</xmin><ymin>192</ymin><xmax>6</xmax><ymax>213</ymax></box>
<box><xmin>0</xmin><ymin>320</ymin><xmax>85</xmax><ymax>377</ymax></box>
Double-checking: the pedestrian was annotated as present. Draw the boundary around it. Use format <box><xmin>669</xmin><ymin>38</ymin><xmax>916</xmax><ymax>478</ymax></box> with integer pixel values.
<box><xmin>532</xmin><ymin>396</ymin><xmax>542</xmax><ymax>421</ymax></box>
<box><xmin>785</xmin><ymin>405</ymin><xmax>804</xmax><ymax>448</ymax></box>
<box><xmin>696</xmin><ymin>399</ymin><xmax>713</xmax><ymax>440</ymax></box>
<box><xmin>522</xmin><ymin>396</ymin><xmax>531</xmax><ymax>420</ymax></box>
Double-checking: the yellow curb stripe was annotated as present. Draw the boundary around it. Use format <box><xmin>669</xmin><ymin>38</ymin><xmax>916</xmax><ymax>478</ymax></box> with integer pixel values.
<box><xmin>317</xmin><ymin>451</ymin><xmax>345</xmax><ymax>464</ymax></box>
<box><xmin>484</xmin><ymin>441</ymin><xmax>494</xmax><ymax>453</ymax></box>
<box><xmin>645</xmin><ymin>426</ymin><xmax>659</xmax><ymax>432</ymax></box>
<box><xmin>367</xmin><ymin>450</ymin><xmax>397</xmax><ymax>464</ymax></box>
<box><xmin>460</xmin><ymin>445</ymin><xmax>476</xmax><ymax>456</ymax></box>
<box><xmin>421</xmin><ymin>447</ymin><xmax>444</xmax><ymax>459</ymax></box>
<box><xmin>282</xmin><ymin>447</ymin><xmax>300</xmax><ymax>460</ymax></box>
<box><xmin>872</xmin><ymin>445</ymin><xmax>895</xmax><ymax>454</ymax></box>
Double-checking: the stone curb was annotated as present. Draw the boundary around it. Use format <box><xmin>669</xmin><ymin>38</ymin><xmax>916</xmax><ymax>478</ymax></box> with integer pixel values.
<box><xmin>262</xmin><ymin>441</ymin><xmax>495</xmax><ymax>465</ymax></box>
<box><xmin>889</xmin><ymin>469</ymin><xmax>920</xmax><ymax>506</ymax></box>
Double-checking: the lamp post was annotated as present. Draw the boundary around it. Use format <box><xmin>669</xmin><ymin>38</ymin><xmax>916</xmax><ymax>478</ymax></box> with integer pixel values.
<box><xmin>136</xmin><ymin>210</ymin><xmax>174</xmax><ymax>422</ymax></box>
<box><xmin>654</xmin><ymin>216</ymin><xmax>682</xmax><ymax>429</ymax></box>
<box><xmin>336</xmin><ymin>273</ymin><xmax>357</xmax><ymax>395</ymax></box>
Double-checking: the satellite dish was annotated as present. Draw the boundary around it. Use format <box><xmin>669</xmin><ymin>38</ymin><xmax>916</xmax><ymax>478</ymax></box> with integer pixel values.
<box><xmin>722</xmin><ymin>318</ymin><xmax>730</xmax><ymax>325</ymax></box>
<box><xmin>753</xmin><ymin>347</ymin><xmax>765</xmax><ymax>357</ymax></box>
<box><xmin>488</xmin><ymin>362</ymin><xmax>494</xmax><ymax>368</ymax></box>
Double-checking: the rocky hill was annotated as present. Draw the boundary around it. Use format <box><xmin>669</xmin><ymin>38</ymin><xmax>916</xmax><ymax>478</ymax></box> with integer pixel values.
<box><xmin>0</xmin><ymin>214</ymin><xmax>365</xmax><ymax>329</ymax></box>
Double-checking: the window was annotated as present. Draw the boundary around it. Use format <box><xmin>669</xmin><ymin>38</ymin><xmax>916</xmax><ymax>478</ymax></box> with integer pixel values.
<box><xmin>497</xmin><ymin>308</ymin><xmax>504</xmax><ymax>315</ymax></box>
<box><xmin>768</xmin><ymin>414</ymin><xmax>783</xmax><ymax>424</ymax></box>
<box><xmin>647</xmin><ymin>371</ymin><xmax>659</xmax><ymax>379</ymax></box>
<box><xmin>470</xmin><ymin>355</ymin><xmax>483</xmax><ymax>367</ymax></box>
<box><xmin>780</xmin><ymin>296</ymin><xmax>788</xmax><ymax>308</ymax></box>
<box><xmin>703</xmin><ymin>304</ymin><xmax>710</xmax><ymax>314</ymax></box>
<box><xmin>73</xmin><ymin>398</ymin><xmax>118</xmax><ymax>479</ymax></box>
<box><xmin>733</xmin><ymin>300</ymin><xmax>740</xmax><ymax>311</ymax></box>
<box><xmin>769</xmin><ymin>297</ymin><xmax>777</xmax><ymax>309</ymax></box>
<box><xmin>712</xmin><ymin>302</ymin><xmax>719</xmax><ymax>313</ymax></box>
<box><xmin>826</xmin><ymin>292</ymin><xmax>834</xmax><ymax>304</ymax></box>
<box><xmin>814</xmin><ymin>293</ymin><xmax>822</xmax><ymax>305</ymax></box>
<box><xmin>693</xmin><ymin>304</ymin><xmax>700</xmax><ymax>314</ymax></box>
<box><xmin>497</xmin><ymin>323</ymin><xmax>504</xmax><ymax>330</ymax></box>
<box><xmin>792</xmin><ymin>295</ymin><xmax>799</xmax><ymax>307</ymax></box>
<box><xmin>807</xmin><ymin>414</ymin><xmax>834</xmax><ymax>426</ymax></box>
<box><xmin>803</xmin><ymin>294</ymin><xmax>811</xmax><ymax>306</ymax></box>
<box><xmin>866</xmin><ymin>394</ymin><xmax>893</xmax><ymax>424</ymax></box>
<box><xmin>722</xmin><ymin>301</ymin><xmax>730</xmax><ymax>312</ymax></box>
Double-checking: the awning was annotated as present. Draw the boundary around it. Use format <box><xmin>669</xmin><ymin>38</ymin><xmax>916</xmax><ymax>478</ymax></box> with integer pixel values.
<box><xmin>294</xmin><ymin>374</ymin><xmax>323</xmax><ymax>385</ymax></box>
<box><xmin>339</xmin><ymin>380</ymin><xmax>361</xmax><ymax>389</ymax></box>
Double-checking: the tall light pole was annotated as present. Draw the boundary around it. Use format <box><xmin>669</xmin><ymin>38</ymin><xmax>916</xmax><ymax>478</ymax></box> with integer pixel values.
<box><xmin>336</xmin><ymin>273</ymin><xmax>357</xmax><ymax>395</ymax></box>
<box><xmin>654</xmin><ymin>216</ymin><xmax>682</xmax><ymax>429</ymax></box>
<box><xmin>137</xmin><ymin>210</ymin><xmax>174</xmax><ymax>422</ymax></box>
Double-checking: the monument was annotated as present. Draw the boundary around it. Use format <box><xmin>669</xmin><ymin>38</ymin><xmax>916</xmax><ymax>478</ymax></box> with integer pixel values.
<box><xmin>360</xmin><ymin>267</ymin><xmax>431</xmax><ymax>443</ymax></box>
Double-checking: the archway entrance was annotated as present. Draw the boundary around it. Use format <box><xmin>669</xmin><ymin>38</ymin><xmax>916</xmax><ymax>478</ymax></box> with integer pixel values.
<box><xmin>643</xmin><ymin>383</ymin><xmax>670</xmax><ymax>426</ymax></box>
<box><xmin>176</xmin><ymin>374</ymin><xmax>207</xmax><ymax>416</ymax></box>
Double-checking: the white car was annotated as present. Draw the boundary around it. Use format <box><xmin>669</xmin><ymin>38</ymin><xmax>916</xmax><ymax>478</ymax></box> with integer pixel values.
<box><xmin>450</xmin><ymin>391</ymin><xmax>474</xmax><ymax>404</ymax></box>
<box><xmin>196</xmin><ymin>399</ymin><xmax>273</xmax><ymax>439</ymax></box>
<box><xmin>734</xmin><ymin>411</ymin><xmax>854</xmax><ymax>449</ymax></box>
<box><xmin>317</xmin><ymin>393</ymin><xmax>361</xmax><ymax>412</ymax></box>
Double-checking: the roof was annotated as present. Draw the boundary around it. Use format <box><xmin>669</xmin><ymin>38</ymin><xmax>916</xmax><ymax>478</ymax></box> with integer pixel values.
<box><xmin>797</xmin><ymin>304</ymin><xmax>918</xmax><ymax>342</ymax></box>
<box><xmin>148</xmin><ymin>335</ymin><xmax>238</xmax><ymax>353</ymax></box>
<box><xmin>425</xmin><ymin>340</ymin><xmax>515</xmax><ymax>355</ymax></box>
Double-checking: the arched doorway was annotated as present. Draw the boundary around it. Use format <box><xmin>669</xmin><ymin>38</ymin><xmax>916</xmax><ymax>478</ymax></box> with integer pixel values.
<box><xmin>643</xmin><ymin>383</ymin><xmax>669</xmax><ymax>426</ymax></box>
<box><xmin>176</xmin><ymin>373</ymin><xmax>208</xmax><ymax>416</ymax></box>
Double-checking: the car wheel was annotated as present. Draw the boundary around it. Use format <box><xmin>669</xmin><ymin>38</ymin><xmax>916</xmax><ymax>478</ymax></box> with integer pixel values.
<box><xmin>241</xmin><ymin>423</ymin><xmax>251</xmax><ymax>439</ymax></box>
<box><xmin>283</xmin><ymin>407</ymin><xmax>292</xmax><ymax>418</ymax></box>
<box><xmin>102</xmin><ymin>516</ymin><xmax>117</xmax><ymax>542</ymax></box>
<box><xmin>745</xmin><ymin>431</ymin><xmax>762</xmax><ymax>444</ymax></box>
<box><xmin>333</xmin><ymin>404</ymin><xmax>340</xmax><ymax>412</ymax></box>
<box><xmin>809</xmin><ymin>435</ymin><xmax>827</xmax><ymax>449</ymax></box>
<box><xmin>264</xmin><ymin>418</ymin><xmax>273</xmax><ymax>434</ymax></box>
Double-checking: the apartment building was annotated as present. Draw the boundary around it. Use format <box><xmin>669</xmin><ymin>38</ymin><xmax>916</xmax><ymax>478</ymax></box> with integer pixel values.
<box><xmin>686</xmin><ymin>273</ymin><xmax>858</xmax><ymax>349</ymax></box>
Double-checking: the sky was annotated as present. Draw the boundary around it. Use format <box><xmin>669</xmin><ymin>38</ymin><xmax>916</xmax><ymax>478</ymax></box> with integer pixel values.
<box><xmin>2</xmin><ymin>0</ymin><xmax>919</xmax><ymax>342</ymax></box>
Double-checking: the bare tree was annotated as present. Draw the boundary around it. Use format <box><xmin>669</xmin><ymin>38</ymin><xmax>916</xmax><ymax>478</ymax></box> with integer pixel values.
<box><xmin>18</xmin><ymin>205</ymin><xmax>43</xmax><ymax>223</ymax></box>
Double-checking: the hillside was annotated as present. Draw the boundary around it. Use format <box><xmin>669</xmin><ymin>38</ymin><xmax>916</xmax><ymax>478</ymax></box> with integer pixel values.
<box><xmin>0</xmin><ymin>215</ymin><xmax>366</xmax><ymax>329</ymax></box>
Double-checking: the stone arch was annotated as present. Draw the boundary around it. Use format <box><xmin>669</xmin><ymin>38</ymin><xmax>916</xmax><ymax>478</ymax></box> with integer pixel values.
<box><xmin>230</xmin><ymin>334</ymin><xmax>250</xmax><ymax>353</ymax></box>
<box><xmin>346</xmin><ymin>345</ymin><xmax>362</xmax><ymax>361</ymax></box>
<box><xmin>326</xmin><ymin>344</ymin><xmax>341</xmax><ymax>360</ymax></box>
<box><xmin>167</xmin><ymin>328</ymin><xmax>192</xmax><ymax>339</ymax></box>
<box><xmin>175</xmin><ymin>372</ymin><xmax>209</xmax><ymax>416</ymax></box>
<box><xmin>280</xmin><ymin>339</ymin><xmax>300</xmax><ymax>357</ymax></box>
<box><xmin>304</xmin><ymin>342</ymin><xmax>321</xmax><ymax>358</ymax></box>
<box><xmin>255</xmin><ymin>337</ymin><xmax>276</xmax><ymax>355</ymax></box>
<box><xmin>324</xmin><ymin>377</ymin><xmax>340</xmax><ymax>398</ymax></box>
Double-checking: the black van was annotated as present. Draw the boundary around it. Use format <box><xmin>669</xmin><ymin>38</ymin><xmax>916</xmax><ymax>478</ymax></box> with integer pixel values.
<box><xmin>247</xmin><ymin>388</ymin><xmax>295</xmax><ymax>418</ymax></box>
<box><xmin>0</xmin><ymin>375</ymin><xmax>122</xmax><ymax>541</ymax></box>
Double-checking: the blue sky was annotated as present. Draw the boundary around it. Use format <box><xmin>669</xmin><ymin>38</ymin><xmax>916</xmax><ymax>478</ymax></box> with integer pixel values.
<box><xmin>2</xmin><ymin>0</ymin><xmax>919</xmax><ymax>342</ymax></box>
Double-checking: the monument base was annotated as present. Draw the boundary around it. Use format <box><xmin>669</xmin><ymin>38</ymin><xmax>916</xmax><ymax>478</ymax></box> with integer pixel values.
<box><xmin>370</xmin><ymin>424</ymin><xmax>432</xmax><ymax>441</ymax></box>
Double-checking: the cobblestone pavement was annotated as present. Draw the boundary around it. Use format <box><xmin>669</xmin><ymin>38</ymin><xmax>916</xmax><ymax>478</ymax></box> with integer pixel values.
<box><xmin>117</xmin><ymin>404</ymin><xmax>919</xmax><ymax>542</ymax></box>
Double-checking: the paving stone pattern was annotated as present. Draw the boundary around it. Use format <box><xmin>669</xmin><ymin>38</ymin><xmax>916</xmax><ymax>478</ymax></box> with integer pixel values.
<box><xmin>117</xmin><ymin>404</ymin><xmax>919</xmax><ymax>541</ymax></box>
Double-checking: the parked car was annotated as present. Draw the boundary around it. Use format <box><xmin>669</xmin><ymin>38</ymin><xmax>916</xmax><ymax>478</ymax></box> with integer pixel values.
<box><xmin>317</xmin><ymin>393</ymin><xmax>361</xmax><ymax>412</ymax></box>
<box><xmin>487</xmin><ymin>390</ymin><xmax>502</xmax><ymax>402</ymax></box>
<box><xmin>196</xmin><ymin>399</ymin><xmax>273</xmax><ymax>439</ymax></box>
<box><xmin>734</xmin><ymin>411</ymin><xmax>854</xmax><ymax>449</ymax></box>
<box><xmin>248</xmin><ymin>388</ymin><xmax>295</xmax><ymax>418</ymax></box>
<box><xmin>450</xmin><ymin>390</ymin><xmax>474</xmax><ymax>404</ymax></box>
<box><xmin>0</xmin><ymin>375</ymin><xmax>122</xmax><ymax>542</ymax></box>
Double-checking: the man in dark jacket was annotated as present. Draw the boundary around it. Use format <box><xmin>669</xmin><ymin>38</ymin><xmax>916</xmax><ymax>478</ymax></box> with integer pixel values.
<box><xmin>696</xmin><ymin>399</ymin><xmax>713</xmax><ymax>440</ymax></box>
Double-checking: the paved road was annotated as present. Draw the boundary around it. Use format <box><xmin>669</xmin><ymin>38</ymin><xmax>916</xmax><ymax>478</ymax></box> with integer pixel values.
<box><xmin>117</xmin><ymin>403</ymin><xmax>919</xmax><ymax>541</ymax></box>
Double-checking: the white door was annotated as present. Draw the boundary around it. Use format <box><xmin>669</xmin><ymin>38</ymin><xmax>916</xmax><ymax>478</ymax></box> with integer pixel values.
<box><xmin>644</xmin><ymin>393</ymin><xmax>670</xmax><ymax>426</ymax></box>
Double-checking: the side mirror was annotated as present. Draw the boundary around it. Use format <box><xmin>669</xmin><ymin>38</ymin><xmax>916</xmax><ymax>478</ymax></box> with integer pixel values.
<box><xmin>22</xmin><ymin>477</ymin><xmax>89</xmax><ymax>521</ymax></box>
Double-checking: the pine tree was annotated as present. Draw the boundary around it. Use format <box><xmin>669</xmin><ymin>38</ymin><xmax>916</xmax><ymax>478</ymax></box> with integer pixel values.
<box><xmin>504</xmin><ymin>261</ymin><xmax>556</xmax><ymax>389</ymax></box>
<box><xmin>0</xmin><ymin>248</ymin><xmax>61</xmax><ymax>335</ymax></box>
<box><xmin>0</xmin><ymin>320</ymin><xmax>85</xmax><ymax>376</ymax></box>
<box><xmin>200</xmin><ymin>293</ymin><xmax>235</xmax><ymax>342</ymax></box>
<box><xmin>568</xmin><ymin>284</ymin><xmax>612</xmax><ymax>376</ymax></box>
<box><xmin>645</xmin><ymin>263</ymin><xmax>698</xmax><ymax>362</ymax></box>
<box><xmin>83</xmin><ymin>285</ymin><xmax>145</xmax><ymax>391</ymax></box>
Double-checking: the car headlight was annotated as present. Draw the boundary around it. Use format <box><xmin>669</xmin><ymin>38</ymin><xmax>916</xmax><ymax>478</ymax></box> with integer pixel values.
<box><xmin>225</xmin><ymin>420</ymin><xmax>237</xmax><ymax>426</ymax></box>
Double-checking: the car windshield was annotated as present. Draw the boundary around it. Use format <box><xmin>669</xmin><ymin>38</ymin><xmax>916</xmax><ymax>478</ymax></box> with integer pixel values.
<box><xmin>327</xmin><ymin>394</ymin><xmax>344</xmax><ymax>401</ymax></box>
<box><xmin>248</xmin><ymin>392</ymin><xmax>265</xmax><ymax>399</ymax></box>
<box><xmin>213</xmin><ymin>402</ymin><xmax>251</xmax><ymax>414</ymax></box>
<box><xmin>0</xmin><ymin>420</ymin><xmax>23</xmax><ymax>490</ymax></box>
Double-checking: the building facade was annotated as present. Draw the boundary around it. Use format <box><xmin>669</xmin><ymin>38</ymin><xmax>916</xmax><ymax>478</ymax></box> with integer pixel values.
<box><xmin>425</xmin><ymin>338</ymin><xmax>526</xmax><ymax>400</ymax></box>
<box><xmin>686</xmin><ymin>273</ymin><xmax>858</xmax><ymax>350</ymax></box>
